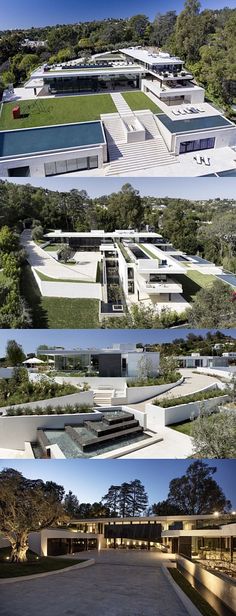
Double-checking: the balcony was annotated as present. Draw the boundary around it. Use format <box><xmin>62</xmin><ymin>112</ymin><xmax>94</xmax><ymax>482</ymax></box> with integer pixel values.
<box><xmin>143</xmin><ymin>280</ymin><xmax>183</xmax><ymax>295</ymax></box>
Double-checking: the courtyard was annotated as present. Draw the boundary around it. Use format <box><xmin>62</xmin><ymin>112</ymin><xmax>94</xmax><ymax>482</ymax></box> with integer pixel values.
<box><xmin>0</xmin><ymin>550</ymin><xmax>189</xmax><ymax>616</ymax></box>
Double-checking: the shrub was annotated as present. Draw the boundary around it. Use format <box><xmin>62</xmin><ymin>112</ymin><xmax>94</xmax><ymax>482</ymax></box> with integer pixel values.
<box><xmin>127</xmin><ymin>372</ymin><xmax>181</xmax><ymax>388</ymax></box>
<box><xmin>154</xmin><ymin>388</ymin><xmax>225</xmax><ymax>408</ymax></box>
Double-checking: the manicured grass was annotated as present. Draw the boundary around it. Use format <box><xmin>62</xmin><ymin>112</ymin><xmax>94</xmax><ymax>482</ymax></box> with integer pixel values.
<box><xmin>34</xmin><ymin>269</ymin><xmax>94</xmax><ymax>283</ymax></box>
<box><xmin>20</xmin><ymin>264</ymin><xmax>100</xmax><ymax>328</ymax></box>
<box><xmin>116</xmin><ymin>241</ymin><xmax>132</xmax><ymax>263</ymax></box>
<box><xmin>0</xmin><ymin>548</ymin><xmax>84</xmax><ymax>578</ymax></box>
<box><xmin>186</xmin><ymin>270</ymin><xmax>215</xmax><ymax>288</ymax></box>
<box><xmin>122</xmin><ymin>91</ymin><xmax>162</xmax><ymax>113</ymax></box>
<box><xmin>0</xmin><ymin>94</ymin><xmax>117</xmax><ymax>130</ymax></box>
<box><xmin>168</xmin><ymin>568</ymin><xmax>219</xmax><ymax>616</ymax></box>
<box><xmin>173</xmin><ymin>269</ymin><xmax>214</xmax><ymax>304</ymax></box>
<box><xmin>170</xmin><ymin>420</ymin><xmax>194</xmax><ymax>435</ymax></box>
<box><xmin>140</xmin><ymin>244</ymin><xmax>160</xmax><ymax>260</ymax></box>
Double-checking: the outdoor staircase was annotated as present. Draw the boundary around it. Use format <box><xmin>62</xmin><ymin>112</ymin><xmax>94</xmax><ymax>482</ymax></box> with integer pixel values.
<box><xmin>93</xmin><ymin>389</ymin><xmax>113</xmax><ymax>406</ymax></box>
<box><xmin>135</xmin><ymin>111</ymin><xmax>161</xmax><ymax>139</ymax></box>
<box><xmin>105</xmin><ymin>137</ymin><xmax>179</xmax><ymax>175</ymax></box>
<box><xmin>101</xmin><ymin>113</ymin><xmax>126</xmax><ymax>144</ymax></box>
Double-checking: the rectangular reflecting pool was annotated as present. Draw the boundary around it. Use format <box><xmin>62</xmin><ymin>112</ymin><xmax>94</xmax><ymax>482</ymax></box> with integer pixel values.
<box><xmin>0</xmin><ymin>121</ymin><xmax>105</xmax><ymax>158</ymax></box>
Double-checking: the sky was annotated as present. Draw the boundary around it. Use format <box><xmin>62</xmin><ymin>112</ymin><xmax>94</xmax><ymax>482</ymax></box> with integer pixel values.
<box><xmin>1</xmin><ymin>329</ymin><xmax>236</xmax><ymax>355</ymax></box>
<box><xmin>1</xmin><ymin>0</ymin><xmax>235</xmax><ymax>30</ymax></box>
<box><xmin>0</xmin><ymin>459</ymin><xmax>235</xmax><ymax>507</ymax></box>
<box><xmin>6</xmin><ymin>177</ymin><xmax>236</xmax><ymax>200</ymax></box>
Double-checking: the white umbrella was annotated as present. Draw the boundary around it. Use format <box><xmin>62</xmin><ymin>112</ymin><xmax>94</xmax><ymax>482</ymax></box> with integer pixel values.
<box><xmin>23</xmin><ymin>357</ymin><xmax>45</xmax><ymax>365</ymax></box>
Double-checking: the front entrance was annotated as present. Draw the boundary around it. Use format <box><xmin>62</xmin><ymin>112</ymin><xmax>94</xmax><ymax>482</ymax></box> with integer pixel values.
<box><xmin>47</xmin><ymin>537</ymin><xmax>98</xmax><ymax>556</ymax></box>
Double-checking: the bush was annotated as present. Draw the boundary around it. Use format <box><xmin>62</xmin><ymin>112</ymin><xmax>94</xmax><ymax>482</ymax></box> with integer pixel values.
<box><xmin>154</xmin><ymin>388</ymin><xmax>225</xmax><ymax>408</ymax></box>
<box><xmin>127</xmin><ymin>372</ymin><xmax>181</xmax><ymax>388</ymax></box>
<box><xmin>6</xmin><ymin>403</ymin><xmax>93</xmax><ymax>416</ymax></box>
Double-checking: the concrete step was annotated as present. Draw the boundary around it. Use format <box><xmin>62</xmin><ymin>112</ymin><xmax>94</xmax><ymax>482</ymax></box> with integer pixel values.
<box><xmin>135</xmin><ymin>111</ymin><xmax>161</xmax><ymax>139</ymax></box>
<box><xmin>105</xmin><ymin>138</ymin><xmax>178</xmax><ymax>174</ymax></box>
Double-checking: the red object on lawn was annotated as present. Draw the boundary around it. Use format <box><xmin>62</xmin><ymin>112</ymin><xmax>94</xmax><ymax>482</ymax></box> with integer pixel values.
<box><xmin>12</xmin><ymin>106</ymin><xmax>21</xmax><ymax>119</ymax></box>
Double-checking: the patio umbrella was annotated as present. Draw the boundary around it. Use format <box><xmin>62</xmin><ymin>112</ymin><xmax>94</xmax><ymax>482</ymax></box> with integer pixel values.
<box><xmin>23</xmin><ymin>357</ymin><xmax>45</xmax><ymax>365</ymax></box>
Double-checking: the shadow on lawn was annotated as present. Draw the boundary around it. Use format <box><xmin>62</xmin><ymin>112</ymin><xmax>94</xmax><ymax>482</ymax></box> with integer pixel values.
<box><xmin>20</xmin><ymin>264</ymin><xmax>49</xmax><ymax>328</ymax></box>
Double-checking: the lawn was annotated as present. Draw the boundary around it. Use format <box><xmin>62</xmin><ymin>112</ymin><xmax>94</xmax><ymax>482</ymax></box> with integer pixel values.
<box><xmin>173</xmin><ymin>270</ymin><xmax>214</xmax><ymax>303</ymax></box>
<box><xmin>34</xmin><ymin>269</ymin><xmax>94</xmax><ymax>283</ymax></box>
<box><xmin>0</xmin><ymin>548</ymin><xmax>84</xmax><ymax>578</ymax></box>
<box><xmin>122</xmin><ymin>91</ymin><xmax>162</xmax><ymax>113</ymax></box>
<box><xmin>170</xmin><ymin>420</ymin><xmax>194</xmax><ymax>436</ymax></box>
<box><xmin>0</xmin><ymin>94</ymin><xmax>117</xmax><ymax>130</ymax></box>
<box><xmin>20</xmin><ymin>264</ymin><xmax>100</xmax><ymax>328</ymax></box>
<box><xmin>168</xmin><ymin>568</ymin><xmax>219</xmax><ymax>616</ymax></box>
<box><xmin>140</xmin><ymin>244</ymin><xmax>160</xmax><ymax>260</ymax></box>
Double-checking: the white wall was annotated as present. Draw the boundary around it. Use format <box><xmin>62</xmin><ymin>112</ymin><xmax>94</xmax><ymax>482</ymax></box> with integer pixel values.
<box><xmin>111</xmin><ymin>377</ymin><xmax>183</xmax><ymax>405</ymax></box>
<box><xmin>0</xmin><ymin>409</ymin><xmax>102</xmax><ymax>450</ymax></box>
<box><xmin>32</xmin><ymin>268</ymin><xmax>102</xmax><ymax>299</ymax></box>
<box><xmin>0</xmin><ymin>143</ymin><xmax>107</xmax><ymax>177</ymax></box>
<box><xmin>174</xmin><ymin>125</ymin><xmax>236</xmax><ymax>155</ymax></box>
<box><xmin>0</xmin><ymin>390</ymin><xmax>94</xmax><ymax>416</ymax></box>
<box><xmin>145</xmin><ymin>391</ymin><xmax>229</xmax><ymax>429</ymax></box>
<box><xmin>177</xmin><ymin>555</ymin><xmax>236</xmax><ymax>613</ymax></box>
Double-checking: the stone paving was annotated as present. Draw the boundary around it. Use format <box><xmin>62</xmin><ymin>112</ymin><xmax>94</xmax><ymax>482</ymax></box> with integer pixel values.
<box><xmin>0</xmin><ymin>550</ymin><xmax>189</xmax><ymax>616</ymax></box>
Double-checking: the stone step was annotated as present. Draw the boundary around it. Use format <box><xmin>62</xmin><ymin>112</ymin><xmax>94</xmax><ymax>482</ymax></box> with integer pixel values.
<box><xmin>66</xmin><ymin>423</ymin><xmax>143</xmax><ymax>452</ymax></box>
<box><xmin>84</xmin><ymin>418</ymin><xmax>139</xmax><ymax>437</ymax></box>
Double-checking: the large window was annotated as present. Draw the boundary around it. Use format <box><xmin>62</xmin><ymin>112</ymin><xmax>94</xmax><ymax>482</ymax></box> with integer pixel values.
<box><xmin>44</xmin><ymin>155</ymin><xmax>98</xmax><ymax>176</ymax></box>
<box><xmin>179</xmin><ymin>137</ymin><xmax>215</xmax><ymax>154</ymax></box>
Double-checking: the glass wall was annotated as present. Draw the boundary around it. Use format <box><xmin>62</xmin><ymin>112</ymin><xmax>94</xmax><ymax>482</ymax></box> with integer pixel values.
<box><xmin>44</xmin><ymin>156</ymin><xmax>98</xmax><ymax>176</ymax></box>
<box><xmin>179</xmin><ymin>137</ymin><xmax>215</xmax><ymax>154</ymax></box>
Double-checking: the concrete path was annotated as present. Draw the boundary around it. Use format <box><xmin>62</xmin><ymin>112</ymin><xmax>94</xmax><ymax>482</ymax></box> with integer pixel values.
<box><xmin>111</xmin><ymin>92</ymin><xmax>133</xmax><ymax>115</ymax></box>
<box><xmin>127</xmin><ymin>369</ymin><xmax>223</xmax><ymax>412</ymax></box>
<box><xmin>121</xmin><ymin>427</ymin><xmax>194</xmax><ymax>459</ymax></box>
<box><xmin>0</xmin><ymin>550</ymin><xmax>190</xmax><ymax>616</ymax></box>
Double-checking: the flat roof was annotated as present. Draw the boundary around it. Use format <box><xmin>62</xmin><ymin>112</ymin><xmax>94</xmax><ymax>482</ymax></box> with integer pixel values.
<box><xmin>30</xmin><ymin>64</ymin><xmax>144</xmax><ymax>80</ymax></box>
<box><xmin>45</xmin><ymin>230</ymin><xmax>162</xmax><ymax>238</ymax></box>
<box><xmin>157</xmin><ymin>113</ymin><xmax>233</xmax><ymax>134</ymax></box>
<box><xmin>0</xmin><ymin>121</ymin><xmax>105</xmax><ymax>158</ymax></box>
<box><xmin>120</xmin><ymin>48</ymin><xmax>183</xmax><ymax>66</ymax></box>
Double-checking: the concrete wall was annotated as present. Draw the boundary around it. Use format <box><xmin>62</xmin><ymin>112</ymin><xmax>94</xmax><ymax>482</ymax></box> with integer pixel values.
<box><xmin>145</xmin><ymin>388</ymin><xmax>229</xmax><ymax>429</ymax></box>
<box><xmin>55</xmin><ymin>376</ymin><xmax>126</xmax><ymax>388</ymax></box>
<box><xmin>177</xmin><ymin>555</ymin><xmax>236</xmax><ymax>613</ymax></box>
<box><xmin>121</xmin><ymin>116</ymin><xmax>146</xmax><ymax>143</ymax></box>
<box><xmin>32</xmin><ymin>268</ymin><xmax>102</xmax><ymax>299</ymax></box>
<box><xmin>0</xmin><ymin>409</ymin><xmax>102</xmax><ymax>450</ymax></box>
<box><xmin>0</xmin><ymin>390</ymin><xmax>94</xmax><ymax>416</ymax></box>
<box><xmin>196</xmin><ymin>366</ymin><xmax>235</xmax><ymax>381</ymax></box>
<box><xmin>174</xmin><ymin>125</ymin><xmax>236</xmax><ymax>155</ymax></box>
<box><xmin>125</xmin><ymin>377</ymin><xmax>183</xmax><ymax>405</ymax></box>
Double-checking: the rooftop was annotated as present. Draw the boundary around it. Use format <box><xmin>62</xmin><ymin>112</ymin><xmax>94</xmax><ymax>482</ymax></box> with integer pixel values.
<box><xmin>45</xmin><ymin>230</ymin><xmax>162</xmax><ymax>238</ymax></box>
<box><xmin>120</xmin><ymin>48</ymin><xmax>183</xmax><ymax>66</ymax></box>
<box><xmin>157</xmin><ymin>113</ymin><xmax>234</xmax><ymax>134</ymax></box>
<box><xmin>0</xmin><ymin>121</ymin><xmax>105</xmax><ymax>159</ymax></box>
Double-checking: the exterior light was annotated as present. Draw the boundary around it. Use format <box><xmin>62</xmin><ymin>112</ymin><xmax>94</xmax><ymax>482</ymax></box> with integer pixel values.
<box><xmin>5</xmin><ymin>556</ymin><xmax>10</xmax><ymax>560</ymax></box>
<box><xmin>213</xmin><ymin>511</ymin><xmax>219</xmax><ymax>517</ymax></box>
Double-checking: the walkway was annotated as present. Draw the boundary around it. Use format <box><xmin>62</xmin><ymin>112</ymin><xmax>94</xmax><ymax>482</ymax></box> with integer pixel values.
<box><xmin>121</xmin><ymin>427</ymin><xmax>194</xmax><ymax>459</ymax></box>
<box><xmin>111</xmin><ymin>92</ymin><xmax>133</xmax><ymax>115</ymax></box>
<box><xmin>127</xmin><ymin>369</ymin><xmax>223</xmax><ymax>412</ymax></box>
<box><xmin>0</xmin><ymin>550</ymin><xmax>190</xmax><ymax>616</ymax></box>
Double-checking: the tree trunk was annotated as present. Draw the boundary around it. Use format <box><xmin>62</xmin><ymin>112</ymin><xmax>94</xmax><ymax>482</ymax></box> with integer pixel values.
<box><xmin>11</xmin><ymin>534</ymin><xmax>29</xmax><ymax>563</ymax></box>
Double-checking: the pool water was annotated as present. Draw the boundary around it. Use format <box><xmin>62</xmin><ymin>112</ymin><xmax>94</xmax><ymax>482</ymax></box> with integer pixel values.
<box><xmin>43</xmin><ymin>429</ymin><xmax>149</xmax><ymax>458</ymax></box>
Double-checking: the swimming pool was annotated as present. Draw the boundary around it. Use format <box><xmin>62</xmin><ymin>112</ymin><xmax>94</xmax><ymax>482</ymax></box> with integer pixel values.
<box><xmin>156</xmin><ymin>113</ymin><xmax>233</xmax><ymax>134</ymax></box>
<box><xmin>0</xmin><ymin>121</ymin><xmax>105</xmax><ymax>158</ymax></box>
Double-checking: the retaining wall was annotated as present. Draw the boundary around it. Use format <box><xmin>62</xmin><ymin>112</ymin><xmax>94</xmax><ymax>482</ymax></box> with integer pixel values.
<box><xmin>177</xmin><ymin>555</ymin><xmax>236</xmax><ymax>613</ymax></box>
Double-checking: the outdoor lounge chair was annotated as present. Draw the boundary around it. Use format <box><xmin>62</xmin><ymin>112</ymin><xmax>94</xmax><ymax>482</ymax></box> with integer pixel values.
<box><xmin>194</xmin><ymin>154</ymin><xmax>202</xmax><ymax>164</ymax></box>
<box><xmin>203</xmin><ymin>156</ymin><xmax>210</xmax><ymax>166</ymax></box>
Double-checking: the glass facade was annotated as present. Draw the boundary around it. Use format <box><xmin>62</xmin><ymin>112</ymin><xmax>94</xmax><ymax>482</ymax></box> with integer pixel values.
<box><xmin>44</xmin><ymin>155</ymin><xmax>98</xmax><ymax>176</ymax></box>
<box><xmin>44</xmin><ymin>74</ymin><xmax>140</xmax><ymax>94</ymax></box>
<box><xmin>179</xmin><ymin>137</ymin><xmax>215</xmax><ymax>153</ymax></box>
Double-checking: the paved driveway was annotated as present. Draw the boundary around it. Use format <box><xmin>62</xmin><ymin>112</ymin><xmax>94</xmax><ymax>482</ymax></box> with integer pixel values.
<box><xmin>0</xmin><ymin>550</ymin><xmax>189</xmax><ymax>616</ymax></box>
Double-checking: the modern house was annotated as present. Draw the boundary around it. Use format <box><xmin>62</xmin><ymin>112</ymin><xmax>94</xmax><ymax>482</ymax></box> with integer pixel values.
<box><xmin>18</xmin><ymin>514</ymin><xmax>236</xmax><ymax>560</ymax></box>
<box><xmin>1</xmin><ymin>47</ymin><xmax>235</xmax><ymax>177</ymax></box>
<box><xmin>39</xmin><ymin>344</ymin><xmax>160</xmax><ymax>378</ymax></box>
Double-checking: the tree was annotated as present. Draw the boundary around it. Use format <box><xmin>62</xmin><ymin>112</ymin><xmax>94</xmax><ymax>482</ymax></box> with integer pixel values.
<box><xmin>137</xmin><ymin>355</ymin><xmax>155</xmax><ymax>382</ymax></box>
<box><xmin>118</xmin><ymin>482</ymin><xmax>133</xmax><ymax>517</ymax></box>
<box><xmin>0</xmin><ymin>469</ymin><xmax>67</xmax><ymax>562</ymax></box>
<box><xmin>5</xmin><ymin>339</ymin><xmax>26</xmax><ymax>366</ymax></box>
<box><xmin>186</xmin><ymin>279</ymin><xmax>236</xmax><ymax>327</ymax></box>
<box><xmin>58</xmin><ymin>245</ymin><xmax>73</xmax><ymax>263</ymax></box>
<box><xmin>191</xmin><ymin>408</ymin><xmax>236</xmax><ymax>458</ymax></box>
<box><xmin>129</xmin><ymin>480</ymin><xmax>148</xmax><ymax>516</ymax></box>
<box><xmin>32</xmin><ymin>225</ymin><xmax>44</xmax><ymax>241</ymax></box>
<box><xmin>0</xmin><ymin>226</ymin><xmax>19</xmax><ymax>253</ymax></box>
<box><xmin>64</xmin><ymin>490</ymin><xmax>80</xmax><ymax>518</ymax></box>
<box><xmin>151</xmin><ymin>501</ymin><xmax>183</xmax><ymax>515</ymax></box>
<box><xmin>167</xmin><ymin>461</ymin><xmax>231</xmax><ymax>514</ymax></box>
<box><xmin>159</xmin><ymin>354</ymin><xmax>179</xmax><ymax>380</ymax></box>
<box><xmin>102</xmin><ymin>485</ymin><xmax>121</xmax><ymax>516</ymax></box>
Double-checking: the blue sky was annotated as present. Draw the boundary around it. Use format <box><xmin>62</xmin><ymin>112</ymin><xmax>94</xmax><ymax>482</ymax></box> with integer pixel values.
<box><xmin>6</xmin><ymin>177</ymin><xmax>236</xmax><ymax>200</ymax></box>
<box><xmin>2</xmin><ymin>0</ymin><xmax>235</xmax><ymax>30</ymax></box>
<box><xmin>1</xmin><ymin>329</ymin><xmax>235</xmax><ymax>355</ymax></box>
<box><xmin>0</xmin><ymin>459</ymin><xmax>235</xmax><ymax>506</ymax></box>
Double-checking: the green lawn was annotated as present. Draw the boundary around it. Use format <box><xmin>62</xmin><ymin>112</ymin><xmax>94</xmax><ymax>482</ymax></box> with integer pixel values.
<box><xmin>122</xmin><ymin>91</ymin><xmax>162</xmax><ymax>113</ymax></box>
<box><xmin>20</xmin><ymin>264</ymin><xmax>100</xmax><ymax>328</ymax></box>
<box><xmin>0</xmin><ymin>548</ymin><xmax>84</xmax><ymax>578</ymax></box>
<box><xmin>168</xmin><ymin>568</ymin><xmax>219</xmax><ymax>616</ymax></box>
<box><xmin>34</xmin><ymin>269</ymin><xmax>94</xmax><ymax>283</ymax></box>
<box><xmin>173</xmin><ymin>270</ymin><xmax>215</xmax><ymax>303</ymax></box>
<box><xmin>0</xmin><ymin>94</ymin><xmax>117</xmax><ymax>130</ymax></box>
<box><xmin>140</xmin><ymin>244</ymin><xmax>160</xmax><ymax>260</ymax></box>
<box><xmin>170</xmin><ymin>420</ymin><xmax>194</xmax><ymax>436</ymax></box>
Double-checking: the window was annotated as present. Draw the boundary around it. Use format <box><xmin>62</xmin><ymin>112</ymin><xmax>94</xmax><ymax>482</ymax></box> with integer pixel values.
<box><xmin>179</xmin><ymin>137</ymin><xmax>215</xmax><ymax>154</ymax></box>
<box><xmin>44</xmin><ymin>155</ymin><xmax>98</xmax><ymax>176</ymax></box>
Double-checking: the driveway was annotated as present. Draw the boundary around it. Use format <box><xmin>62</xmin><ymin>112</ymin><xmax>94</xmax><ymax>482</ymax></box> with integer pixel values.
<box><xmin>0</xmin><ymin>550</ymin><xmax>189</xmax><ymax>616</ymax></box>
